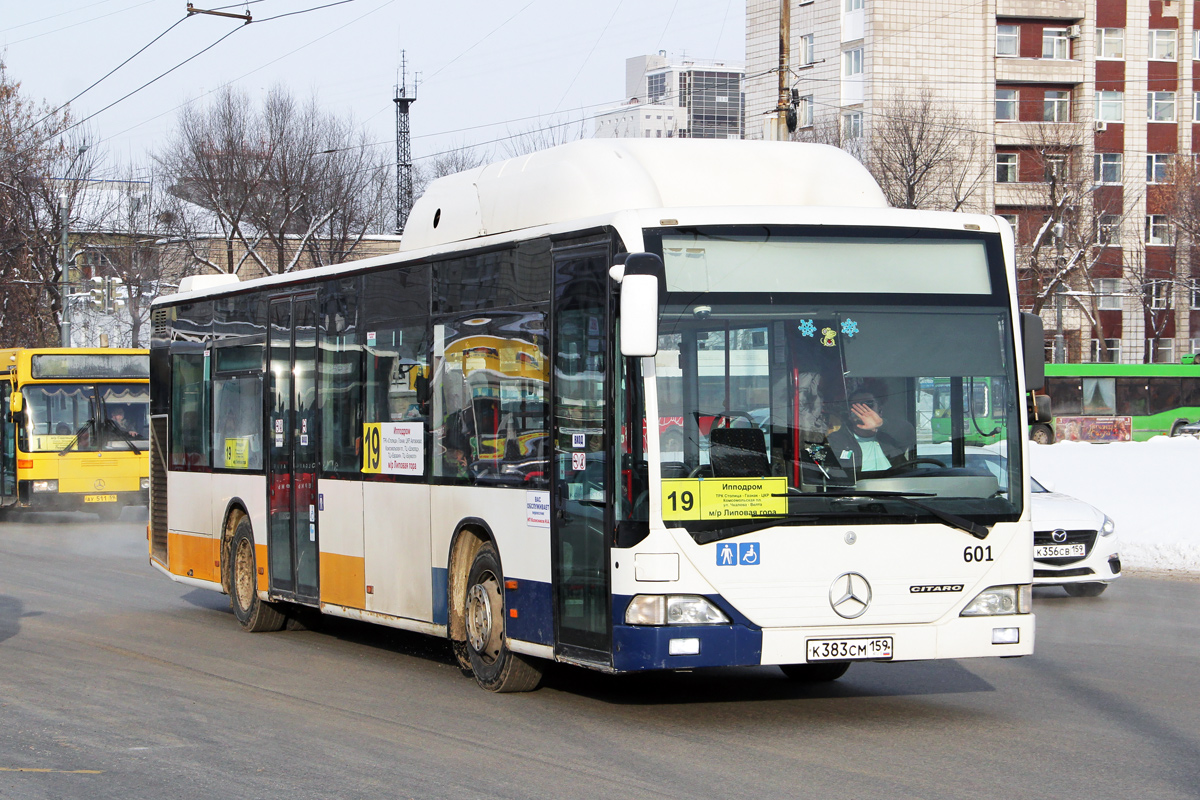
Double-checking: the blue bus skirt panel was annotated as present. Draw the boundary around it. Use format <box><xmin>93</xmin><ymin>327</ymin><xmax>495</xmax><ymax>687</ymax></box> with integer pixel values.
<box><xmin>610</xmin><ymin>594</ymin><xmax>764</xmax><ymax>672</ymax></box>
<box><xmin>432</xmin><ymin>567</ymin><xmax>556</xmax><ymax>647</ymax></box>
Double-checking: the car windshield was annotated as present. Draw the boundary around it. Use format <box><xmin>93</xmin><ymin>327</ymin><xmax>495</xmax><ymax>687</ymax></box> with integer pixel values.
<box><xmin>647</xmin><ymin>229</ymin><xmax>1024</xmax><ymax>538</ymax></box>
<box><xmin>20</xmin><ymin>383</ymin><xmax>149</xmax><ymax>453</ymax></box>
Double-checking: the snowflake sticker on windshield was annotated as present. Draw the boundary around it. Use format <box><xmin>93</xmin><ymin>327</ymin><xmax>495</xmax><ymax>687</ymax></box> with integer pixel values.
<box><xmin>841</xmin><ymin>319</ymin><xmax>859</xmax><ymax>338</ymax></box>
<box><xmin>798</xmin><ymin>319</ymin><xmax>816</xmax><ymax>337</ymax></box>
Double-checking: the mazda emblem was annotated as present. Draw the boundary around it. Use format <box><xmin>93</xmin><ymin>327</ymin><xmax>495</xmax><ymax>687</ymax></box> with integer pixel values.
<box><xmin>94</xmin><ymin>479</ymin><xmax>106</xmax><ymax>491</ymax></box>
<box><xmin>829</xmin><ymin>572</ymin><xmax>872</xmax><ymax>619</ymax></box>
<box><xmin>1052</xmin><ymin>529</ymin><xmax>1068</xmax><ymax>543</ymax></box>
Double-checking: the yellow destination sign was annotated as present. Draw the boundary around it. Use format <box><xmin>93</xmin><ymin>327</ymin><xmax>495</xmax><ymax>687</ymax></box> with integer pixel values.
<box><xmin>224</xmin><ymin>437</ymin><xmax>251</xmax><ymax>469</ymax></box>
<box><xmin>661</xmin><ymin>477</ymin><xmax>787</xmax><ymax>521</ymax></box>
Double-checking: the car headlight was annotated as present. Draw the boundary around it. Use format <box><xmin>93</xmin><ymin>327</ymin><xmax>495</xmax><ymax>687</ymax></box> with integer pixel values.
<box><xmin>961</xmin><ymin>584</ymin><xmax>1032</xmax><ymax>616</ymax></box>
<box><xmin>1100</xmin><ymin>514</ymin><xmax>1115</xmax><ymax>536</ymax></box>
<box><xmin>625</xmin><ymin>595</ymin><xmax>730</xmax><ymax>626</ymax></box>
<box><xmin>140</xmin><ymin>477</ymin><xmax>150</xmax><ymax>490</ymax></box>
<box><xmin>32</xmin><ymin>480</ymin><xmax>58</xmax><ymax>493</ymax></box>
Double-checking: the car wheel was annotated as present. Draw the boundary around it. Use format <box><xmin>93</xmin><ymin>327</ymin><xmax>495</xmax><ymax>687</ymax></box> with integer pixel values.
<box><xmin>779</xmin><ymin>662</ymin><xmax>851</xmax><ymax>682</ymax></box>
<box><xmin>1029</xmin><ymin>424</ymin><xmax>1054</xmax><ymax>445</ymax></box>
<box><xmin>1063</xmin><ymin>582</ymin><xmax>1107</xmax><ymax>597</ymax></box>
<box><xmin>463</xmin><ymin>542</ymin><xmax>543</xmax><ymax>692</ymax></box>
<box><xmin>230</xmin><ymin>517</ymin><xmax>287</xmax><ymax>632</ymax></box>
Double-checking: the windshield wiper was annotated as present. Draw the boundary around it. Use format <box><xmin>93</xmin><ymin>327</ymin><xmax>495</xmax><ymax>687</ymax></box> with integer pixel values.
<box><xmin>58</xmin><ymin>419</ymin><xmax>94</xmax><ymax>455</ymax></box>
<box><xmin>103</xmin><ymin>418</ymin><xmax>142</xmax><ymax>454</ymax></box>
<box><xmin>811</xmin><ymin>489</ymin><xmax>990</xmax><ymax>540</ymax></box>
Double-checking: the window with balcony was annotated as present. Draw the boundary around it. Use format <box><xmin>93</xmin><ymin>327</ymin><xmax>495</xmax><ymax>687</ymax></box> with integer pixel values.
<box><xmin>996</xmin><ymin>153</ymin><xmax>1018</xmax><ymax>183</ymax></box>
<box><xmin>1094</xmin><ymin>153</ymin><xmax>1123</xmax><ymax>184</ymax></box>
<box><xmin>1095</xmin><ymin>278</ymin><xmax>1122</xmax><ymax>309</ymax></box>
<box><xmin>1146</xmin><ymin>215</ymin><xmax>1171</xmax><ymax>245</ymax></box>
<box><xmin>1096</xmin><ymin>28</ymin><xmax>1125</xmax><ymax>59</ymax></box>
<box><xmin>1150</xmin><ymin>29</ymin><xmax>1177</xmax><ymax>61</ymax></box>
<box><xmin>1095</xmin><ymin>90</ymin><xmax>1124</xmax><ymax>122</ymax></box>
<box><xmin>843</xmin><ymin>48</ymin><xmax>863</xmax><ymax>77</ymax></box>
<box><xmin>1042</xmin><ymin>28</ymin><xmax>1069</xmax><ymax>60</ymax></box>
<box><xmin>995</xmin><ymin>88</ymin><xmax>1018</xmax><ymax>121</ymax></box>
<box><xmin>842</xmin><ymin>111</ymin><xmax>863</xmax><ymax>139</ymax></box>
<box><xmin>999</xmin><ymin>213</ymin><xmax>1019</xmax><ymax>234</ymax></box>
<box><xmin>1044</xmin><ymin>90</ymin><xmax>1070</xmax><ymax>122</ymax></box>
<box><xmin>1149</xmin><ymin>280</ymin><xmax>1173</xmax><ymax>309</ymax></box>
<box><xmin>1147</xmin><ymin>154</ymin><xmax>1173</xmax><ymax>184</ymax></box>
<box><xmin>1152</xmin><ymin>338</ymin><xmax>1175</xmax><ymax>363</ymax></box>
<box><xmin>997</xmin><ymin>24</ymin><xmax>1019</xmax><ymax>57</ymax></box>
<box><xmin>844</xmin><ymin>0</ymin><xmax>863</xmax><ymax>10</ymax></box>
<box><xmin>1148</xmin><ymin>91</ymin><xmax>1176</xmax><ymax>122</ymax></box>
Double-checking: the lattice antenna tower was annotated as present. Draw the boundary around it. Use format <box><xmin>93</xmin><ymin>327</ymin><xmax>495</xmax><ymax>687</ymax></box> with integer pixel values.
<box><xmin>394</xmin><ymin>51</ymin><xmax>417</xmax><ymax>235</ymax></box>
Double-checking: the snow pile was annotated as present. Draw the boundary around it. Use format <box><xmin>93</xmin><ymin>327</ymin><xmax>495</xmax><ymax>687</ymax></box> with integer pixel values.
<box><xmin>1029</xmin><ymin>436</ymin><xmax>1200</xmax><ymax>576</ymax></box>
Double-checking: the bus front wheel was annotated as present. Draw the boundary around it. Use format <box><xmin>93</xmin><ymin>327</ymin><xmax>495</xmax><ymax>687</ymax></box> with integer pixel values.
<box><xmin>463</xmin><ymin>542</ymin><xmax>543</xmax><ymax>692</ymax></box>
<box><xmin>230</xmin><ymin>518</ymin><xmax>286</xmax><ymax>632</ymax></box>
<box><xmin>1029</xmin><ymin>424</ymin><xmax>1054</xmax><ymax>445</ymax></box>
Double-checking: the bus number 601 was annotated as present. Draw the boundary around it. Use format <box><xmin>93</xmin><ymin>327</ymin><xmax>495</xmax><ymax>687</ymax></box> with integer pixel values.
<box><xmin>963</xmin><ymin>545</ymin><xmax>993</xmax><ymax>563</ymax></box>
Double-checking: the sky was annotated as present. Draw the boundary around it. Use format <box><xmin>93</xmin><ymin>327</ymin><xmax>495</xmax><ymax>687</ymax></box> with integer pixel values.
<box><xmin>1030</xmin><ymin>437</ymin><xmax>1200</xmax><ymax>576</ymax></box>
<box><xmin>0</xmin><ymin>0</ymin><xmax>745</xmax><ymax>174</ymax></box>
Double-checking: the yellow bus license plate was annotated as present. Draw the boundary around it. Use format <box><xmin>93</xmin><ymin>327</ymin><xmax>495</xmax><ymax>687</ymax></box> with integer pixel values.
<box><xmin>84</xmin><ymin>494</ymin><xmax>118</xmax><ymax>503</ymax></box>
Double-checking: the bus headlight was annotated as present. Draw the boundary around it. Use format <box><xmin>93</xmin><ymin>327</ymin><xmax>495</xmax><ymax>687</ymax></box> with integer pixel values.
<box><xmin>32</xmin><ymin>480</ymin><xmax>58</xmax><ymax>493</ymax></box>
<box><xmin>625</xmin><ymin>595</ymin><xmax>730</xmax><ymax>626</ymax></box>
<box><xmin>1100</xmin><ymin>515</ymin><xmax>1115</xmax><ymax>536</ymax></box>
<box><xmin>961</xmin><ymin>585</ymin><xmax>1032</xmax><ymax>616</ymax></box>
<box><xmin>140</xmin><ymin>478</ymin><xmax>150</xmax><ymax>490</ymax></box>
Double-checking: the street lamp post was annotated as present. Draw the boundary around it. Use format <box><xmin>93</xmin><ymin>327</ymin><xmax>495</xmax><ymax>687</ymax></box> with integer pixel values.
<box><xmin>59</xmin><ymin>192</ymin><xmax>71</xmax><ymax>347</ymax></box>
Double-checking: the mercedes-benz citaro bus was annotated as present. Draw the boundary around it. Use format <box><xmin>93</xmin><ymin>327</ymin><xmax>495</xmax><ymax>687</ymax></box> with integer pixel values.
<box><xmin>148</xmin><ymin>139</ymin><xmax>1043</xmax><ymax>692</ymax></box>
<box><xmin>2</xmin><ymin>347</ymin><xmax>150</xmax><ymax>521</ymax></box>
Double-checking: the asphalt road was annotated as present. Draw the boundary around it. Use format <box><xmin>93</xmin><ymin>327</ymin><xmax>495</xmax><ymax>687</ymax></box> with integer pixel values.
<box><xmin>1</xmin><ymin>511</ymin><xmax>1198</xmax><ymax>800</ymax></box>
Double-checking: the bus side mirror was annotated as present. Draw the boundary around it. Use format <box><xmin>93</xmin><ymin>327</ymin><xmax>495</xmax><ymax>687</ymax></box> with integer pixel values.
<box><xmin>1020</xmin><ymin>312</ymin><xmax>1044</xmax><ymax>391</ymax></box>
<box><xmin>9</xmin><ymin>391</ymin><xmax>22</xmax><ymax>414</ymax></box>
<box><xmin>614</xmin><ymin>253</ymin><xmax>663</xmax><ymax>358</ymax></box>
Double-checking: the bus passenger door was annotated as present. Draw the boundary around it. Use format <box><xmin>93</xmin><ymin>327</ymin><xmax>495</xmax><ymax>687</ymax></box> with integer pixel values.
<box><xmin>551</xmin><ymin>245</ymin><xmax>612</xmax><ymax>663</ymax></box>
<box><xmin>1</xmin><ymin>381</ymin><xmax>15</xmax><ymax>506</ymax></box>
<box><xmin>267</xmin><ymin>295</ymin><xmax>320</xmax><ymax>604</ymax></box>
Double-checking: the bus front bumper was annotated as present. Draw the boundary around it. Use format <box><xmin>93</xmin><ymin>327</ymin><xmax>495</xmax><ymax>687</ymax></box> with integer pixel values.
<box><xmin>17</xmin><ymin>481</ymin><xmax>149</xmax><ymax>512</ymax></box>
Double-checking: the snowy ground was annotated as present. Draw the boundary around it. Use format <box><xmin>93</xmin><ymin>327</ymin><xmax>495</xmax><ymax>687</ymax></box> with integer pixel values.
<box><xmin>1029</xmin><ymin>436</ymin><xmax>1200</xmax><ymax>577</ymax></box>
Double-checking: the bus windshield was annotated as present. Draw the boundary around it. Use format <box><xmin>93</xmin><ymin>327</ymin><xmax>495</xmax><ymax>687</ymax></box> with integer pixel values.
<box><xmin>20</xmin><ymin>384</ymin><xmax>150</xmax><ymax>453</ymax></box>
<box><xmin>653</xmin><ymin>275</ymin><xmax>1023</xmax><ymax>535</ymax></box>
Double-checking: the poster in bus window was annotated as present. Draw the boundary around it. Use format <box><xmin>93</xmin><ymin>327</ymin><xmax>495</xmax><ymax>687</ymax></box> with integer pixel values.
<box><xmin>1054</xmin><ymin>416</ymin><xmax>1132</xmax><ymax>442</ymax></box>
<box><xmin>362</xmin><ymin>422</ymin><xmax>425</xmax><ymax>475</ymax></box>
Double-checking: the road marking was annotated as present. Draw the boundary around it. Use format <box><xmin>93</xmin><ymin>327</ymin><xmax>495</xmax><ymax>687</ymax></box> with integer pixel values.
<box><xmin>0</xmin><ymin>768</ymin><xmax>104</xmax><ymax>774</ymax></box>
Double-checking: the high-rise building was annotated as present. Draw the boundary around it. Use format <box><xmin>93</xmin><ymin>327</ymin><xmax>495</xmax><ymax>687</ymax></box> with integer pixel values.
<box><xmin>745</xmin><ymin>0</ymin><xmax>1199</xmax><ymax>364</ymax></box>
<box><xmin>594</xmin><ymin>53</ymin><xmax>746</xmax><ymax>140</ymax></box>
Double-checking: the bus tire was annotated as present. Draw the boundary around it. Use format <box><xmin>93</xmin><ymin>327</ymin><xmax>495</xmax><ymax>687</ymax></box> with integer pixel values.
<box><xmin>230</xmin><ymin>518</ymin><xmax>286</xmax><ymax>632</ymax></box>
<box><xmin>463</xmin><ymin>542</ymin><xmax>543</xmax><ymax>692</ymax></box>
<box><xmin>780</xmin><ymin>662</ymin><xmax>851</xmax><ymax>682</ymax></box>
<box><xmin>1063</xmin><ymin>582</ymin><xmax>1107</xmax><ymax>598</ymax></box>
<box><xmin>1029</xmin><ymin>424</ymin><xmax>1054</xmax><ymax>445</ymax></box>
<box><xmin>1170</xmin><ymin>419</ymin><xmax>1188</xmax><ymax>437</ymax></box>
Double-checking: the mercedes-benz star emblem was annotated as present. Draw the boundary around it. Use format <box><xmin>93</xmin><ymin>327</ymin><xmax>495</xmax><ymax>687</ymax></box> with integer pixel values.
<box><xmin>94</xmin><ymin>479</ymin><xmax>106</xmax><ymax>491</ymax></box>
<box><xmin>1052</xmin><ymin>529</ymin><xmax>1068</xmax><ymax>543</ymax></box>
<box><xmin>829</xmin><ymin>572</ymin><xmax>872</xmax><ymax>619</ymax></box>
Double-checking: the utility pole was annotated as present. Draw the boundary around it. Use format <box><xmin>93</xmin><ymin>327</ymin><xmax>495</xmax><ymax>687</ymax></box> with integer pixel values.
<box><xmin>59</xmin><ymin>193</ymin><xmax>71</xmax><ymax>347</ymax></box>
<box><xmin>765</xmin><ymin>0</ymin><xmax>791</xmax><ymax>141</ymax></box>
<box><xmin>394</xmin><ymin>52</ymin><xmax>417</xmax><ymax>235</ymax></box>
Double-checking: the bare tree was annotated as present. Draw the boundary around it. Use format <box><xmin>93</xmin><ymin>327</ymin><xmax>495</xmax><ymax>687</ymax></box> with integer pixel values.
<box><xmin>501</xmin><ymin>113</ymin><xmax>585</xmax><ymax>158</ymax></box>
<box><xmin>413</xmin><ymin>141</ymin><xmax>489</xmax><ymax>199</ymax></box>
<box><xmin>864</xmin><ymin>90</ymin><xmax>988</xmax><ymax>212</ymax></box>
<box><xmin>0</xmin><ymin>59</ymin><xmax>101</xmax><ymax>347</ymax></box>
<box><xmin>156</xmin><ymin>85</ymin><xmax>390</xmax><ymax>277</ymax></box>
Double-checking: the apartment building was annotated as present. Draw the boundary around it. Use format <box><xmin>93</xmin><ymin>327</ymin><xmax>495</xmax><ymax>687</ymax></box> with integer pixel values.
<box><xmin>746</xmin><ymin>0</ymin><xmax>1200</xmax><ymax>364</ymax></box>
<box><xmin>594</xmin><ymin>53</ymin><xmax>745</xmax><ymax>140</ymax></box>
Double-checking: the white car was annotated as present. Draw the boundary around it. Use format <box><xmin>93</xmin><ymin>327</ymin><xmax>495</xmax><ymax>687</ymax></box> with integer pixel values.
<box><xmin>1030</xmin><ymin>477</ymin><xmax>1121</xmax><ymax>596</ymax></box>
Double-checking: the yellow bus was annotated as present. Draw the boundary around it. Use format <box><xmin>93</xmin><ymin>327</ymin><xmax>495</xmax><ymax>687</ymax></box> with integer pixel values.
<box><xmin>1</xmin><ymin>348</ymin><xmax>150</xmax><ymax>521</ymax></box>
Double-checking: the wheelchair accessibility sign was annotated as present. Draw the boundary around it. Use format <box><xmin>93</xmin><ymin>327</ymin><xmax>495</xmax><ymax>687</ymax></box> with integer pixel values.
<box><xmin>716</xmin><ymin>542</ymin><xmax>761</xmax><ymax>566</ymax></box>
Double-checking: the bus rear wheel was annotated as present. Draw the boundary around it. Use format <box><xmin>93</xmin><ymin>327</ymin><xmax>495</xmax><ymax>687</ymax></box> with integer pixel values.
<box><xmin>1029</xmin><ymin>424</ymin><xmax>1054</xmax><ymax>445</ymax></box>
<box><xmin>780</xmin><ymin>662</ymin><xmax>851</xmax><ymax>682</ymax></box>
<box><xmin>463</xmin><ymin>542</ymin><xmax>543</xmax><ymax>692</ymax></box>
<box><xmin>230</xmin><ymin>518</ymin><xmax>286</xmax><ymax>632</ymax></box>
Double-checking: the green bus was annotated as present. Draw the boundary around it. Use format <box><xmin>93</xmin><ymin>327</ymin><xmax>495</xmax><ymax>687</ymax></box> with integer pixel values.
<box><xmin>1034</xmin><ymin>362</ymin><xmax>1200</xmax><ymax>443</ymax></box>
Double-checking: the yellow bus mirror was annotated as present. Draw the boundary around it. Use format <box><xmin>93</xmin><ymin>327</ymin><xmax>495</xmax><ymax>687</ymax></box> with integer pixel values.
<box><xmin>9</xmin><ymin>391</ymin><xmax>22</xmax><ymax>414</ymax></box>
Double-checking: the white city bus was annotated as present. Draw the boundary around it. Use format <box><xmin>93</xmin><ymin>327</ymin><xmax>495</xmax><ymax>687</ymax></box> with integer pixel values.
<box><xmin>149</xmin><ymin>139</ymin><xmax>1041</xmax><ymax>692</ymax></box>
